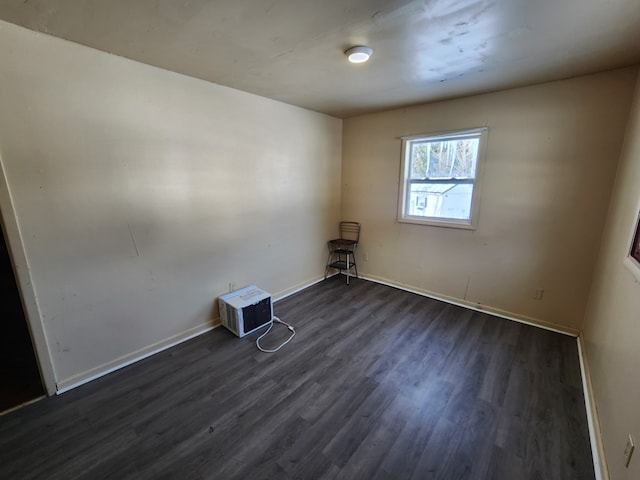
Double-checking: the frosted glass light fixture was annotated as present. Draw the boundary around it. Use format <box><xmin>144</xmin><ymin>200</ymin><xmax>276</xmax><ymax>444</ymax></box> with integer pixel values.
<box><xmin>345</xmin><ymin>46</ymin><xmax>372</xmax><ymax>63</ymax></box>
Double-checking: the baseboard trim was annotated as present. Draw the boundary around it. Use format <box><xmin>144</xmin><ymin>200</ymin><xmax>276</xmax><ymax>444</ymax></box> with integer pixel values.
<box><xmin>577</xmin><ymin>334</ymin><xmax>609</xmax><ymax>480</ymax></box>
<box><xmin>0</xmin><ymin>395</ymin><xmax>47</xmax><ymax>417</ymax></box>
<box><xmin>361</xmin><ymin>273</ymin><xmax>579</xmax><ymax>337</ymax></box>
<box><xmin>55</xmin><ymin>275</ymin><xmax>328</xmax><ymax>394</ymax></box>
<box><xmin>56</xmin><ymin>321</ymin><xmax>218</xmax><ymax>394</ymax></box>
<box><xmin>272</xmin><ymin>275</ymin><xmax>328</xmax><ymax>303</ymax></box>
<box><xmin>52</xmin><ymin>273</ymin><xmax>605</xmax><ymax>480</ymax></box>
<box><xmin>360</xmin><ymin>274</ymin><xmax>605</xmax><ymax>475</ymax></box>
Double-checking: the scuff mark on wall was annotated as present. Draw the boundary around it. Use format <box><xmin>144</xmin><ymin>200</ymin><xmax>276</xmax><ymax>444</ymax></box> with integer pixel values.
<box><xmin>127</xmin><ymin>223</ymin><xmax>140</xmax><ymax>256</ymax></box>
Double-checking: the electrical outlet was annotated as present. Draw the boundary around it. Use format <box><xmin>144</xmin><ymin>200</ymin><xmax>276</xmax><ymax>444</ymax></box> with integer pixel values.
<box><xmin>533</xmin><ymin>288</ymin><xmax>544</xmax><ymax>300</ymax></box>
<box><xmin>624</xmin><ymin>434</ymin><xmax>635</xmax><ymax>468</ymax></box>
<box><xmin>229</xmin><ymin>282</ymin><xmax>236</xmax><ymax>292</ymax></box>
<box><xmin>363</xmin><ymin>252</ymin><xmax>369</xmax><ymax>262</ymax></box>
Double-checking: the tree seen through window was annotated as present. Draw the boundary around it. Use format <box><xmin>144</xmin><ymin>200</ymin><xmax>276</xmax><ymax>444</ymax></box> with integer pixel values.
<box><xmin>410</xmin><ymin>138</ymin><xmax>479</xmax><ymax>180</ymax></box>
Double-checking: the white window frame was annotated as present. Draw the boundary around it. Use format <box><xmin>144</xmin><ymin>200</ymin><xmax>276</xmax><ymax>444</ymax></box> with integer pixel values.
<box><xmin>623</xmin><ymin>202</ymin><xmax>640</xmax><ymax>283</ymax></box>
<box><xmin>397</xmin><ymin>127</ymin><xmax>488</xmax><ymax>230</ymax></box>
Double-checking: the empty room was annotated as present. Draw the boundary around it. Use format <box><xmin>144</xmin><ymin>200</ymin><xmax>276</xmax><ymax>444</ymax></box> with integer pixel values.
<box><xmin>1</xmin><ymin>1</ymin><xmax>639</xmax><ymax>479</ymax></box>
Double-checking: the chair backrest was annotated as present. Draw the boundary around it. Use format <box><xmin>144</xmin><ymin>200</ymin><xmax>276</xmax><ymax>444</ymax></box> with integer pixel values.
<box><xmin>339</xmin><ymin>221</ymin><xmax>360</xmax><ymax>244</ymax></box>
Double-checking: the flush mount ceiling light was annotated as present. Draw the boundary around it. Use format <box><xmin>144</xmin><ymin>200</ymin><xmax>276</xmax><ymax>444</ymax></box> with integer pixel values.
<box><xmin>345</xmin><ymin>46</ymin><xmax>373</xmax><ymax>64</ymax></box>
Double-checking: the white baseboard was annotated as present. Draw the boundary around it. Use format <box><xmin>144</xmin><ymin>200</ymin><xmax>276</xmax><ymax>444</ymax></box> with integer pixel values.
<box><xmin>56</xmin><ymin>321</ymin><xmax>218</xmax><ymax>394</ymax></box>
<box><xmin>362</xmin><ymin>273</ymin><xmax>606</xmax><ymax>476</ymax></box>
<box><xmin>53</xmin><ymin>273</ymin><xmax>608</xmax><ymax>480</ymax></box>
<box><xmin>577</xmin><ymin>334</ymin><xmax>609</xmax><ymax>480</ymax></box>
<box><xmin>55</xmin><ymin>275</ymin><xmax>327</xmax><ymax>394</ymax></box>
<box><xmin>361</xmin><ymin>273</ymin><xmax>579</xmax><ymax>337</ymax></box>
<box><xmin>0</xmin><ymin>395</ymin><xmax>46</xmax><ymax>417</ymax></box>
<box><xmin>272</xmin><ymin>274</ymin><xmax>328</xmax><ymax>302</ymax></box>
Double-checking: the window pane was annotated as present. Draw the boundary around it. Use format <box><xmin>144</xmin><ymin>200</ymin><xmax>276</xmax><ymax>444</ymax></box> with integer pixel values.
<box><xmin>451</xmin><ymin>138</ymin><xmax>479</xmax><ymax>178</ymax></box>
<box><xmin>409</xmin><ymin>137</ymin><xmax>479</xmax><ymax>180</ymax></box>
<box><xmin>407</xmin><ymin>183</ymin><xmax>473</xmax><ymax>220</ymax></box>
<box><xmin>409</xmin><ymin>143</ymin><xmax>430</xmax><ymax>179</ymax></box>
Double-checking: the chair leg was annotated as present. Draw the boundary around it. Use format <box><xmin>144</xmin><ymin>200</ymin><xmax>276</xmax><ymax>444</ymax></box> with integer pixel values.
<box><xmin>325</xmin><ymin>245</ymin><xmax>358</xmax><ymax>284</ymax></box>
<box><xmin>352</xmin><ymin>253</ymin><xmax>358</xmax><ymax>279</ymax></box>
<box><xmin>324</xmin><ymin>249</ymin><xmax>333</xmax><ymax>279</ymax></box>
<box><xmin>346</xmin><ymin>252</ymin><xmax>350</xmax><ymax>285</ymax></box>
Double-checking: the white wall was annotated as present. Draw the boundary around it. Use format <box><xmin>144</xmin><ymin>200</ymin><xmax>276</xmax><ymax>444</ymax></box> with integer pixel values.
<box><xmin>342</xmin><ymin>68</ymin><xmax>638</xmax><ymax>331</ymax></box>
<box><xmin>0</xmin><ymin>21</ymin><xmax>342</xmax><ymax>389</ymax></box>
<box><xmin>582</xmin><ymin>71</ymin><xmax>640</xmax><ymax>480</ymax></box>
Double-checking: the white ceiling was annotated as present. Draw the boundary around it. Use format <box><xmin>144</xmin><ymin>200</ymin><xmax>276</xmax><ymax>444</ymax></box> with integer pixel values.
<box><xmin>1</xmin><ymin>0</ymin><xmax>639</xmax><ymax>118</ymax></box>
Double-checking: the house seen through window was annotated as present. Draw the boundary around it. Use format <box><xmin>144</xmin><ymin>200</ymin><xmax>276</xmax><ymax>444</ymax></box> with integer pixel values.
<box><xmin>398</xmin><ymin>128</ymin><xmax>487</xmax><ymax>229</ymax></box>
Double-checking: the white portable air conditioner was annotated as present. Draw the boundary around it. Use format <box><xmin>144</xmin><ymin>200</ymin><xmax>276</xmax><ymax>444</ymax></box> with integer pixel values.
<box><xmin>218</xmin><ymin>285</ymin><xmax>273</xmax><ymax>338</ymax></box>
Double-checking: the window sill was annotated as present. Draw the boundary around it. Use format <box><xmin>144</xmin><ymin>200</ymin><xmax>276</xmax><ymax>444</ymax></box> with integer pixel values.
<box><xmin>398</xmin><ymin>216</ymin><xmax>477</xmax><ymax>230</ymax></box>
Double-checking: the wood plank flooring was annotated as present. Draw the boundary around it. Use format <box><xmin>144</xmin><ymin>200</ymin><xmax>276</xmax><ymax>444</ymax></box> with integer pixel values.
<box><xmin>0</xmin><ymin>276</ymin><xmax>595</xmax><ymax>479</ymax></box>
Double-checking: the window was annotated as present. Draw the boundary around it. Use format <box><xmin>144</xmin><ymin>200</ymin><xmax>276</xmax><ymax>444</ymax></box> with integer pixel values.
<box><xmin>624</xmin><ymin>207</ymin><xmax>640</xmax><ymax>283</ymax></box>
<box><xmin>630</xmin><ymin>214</ymin><xmax>640</xmax><ymax>265</ymax></box>
<box><xmin>398</xmin><ymin>127</ymin><xmax>487</xmax><ymax>229</ymax></box>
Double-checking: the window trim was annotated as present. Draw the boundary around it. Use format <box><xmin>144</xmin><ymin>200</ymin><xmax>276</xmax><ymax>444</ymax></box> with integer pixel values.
<box><xmin>397</xmin><ymin>127</ymin><xmax>488</xmax><ymax>230</ymax></box>
<box><xmin>624</xmin><ymin>205</ymin><xmax>640</xmax><ymax>283</ymax></box>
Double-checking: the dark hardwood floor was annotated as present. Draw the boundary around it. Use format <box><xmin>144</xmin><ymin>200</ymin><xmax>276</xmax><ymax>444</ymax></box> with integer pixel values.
<box><xmin>0</xmin><ymin>276</ymin><xmax>595</xmax><ymax>479</ymax></box>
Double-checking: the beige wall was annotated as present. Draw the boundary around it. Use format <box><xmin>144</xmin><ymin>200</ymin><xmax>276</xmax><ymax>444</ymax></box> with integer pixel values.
<box><xmin>583</xmin><ymin>72</ymin><xmax>640</xmax><ymax>479</ymax></box>
<box><xmin>342</xmin><ymin>68</ymin><xmax>638</xmax><ymax>331</ymax></box>
<box><xmin>0</xmin><ymin>21</ymin><xmax>342</xmax><ymax>389</ymax></box>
